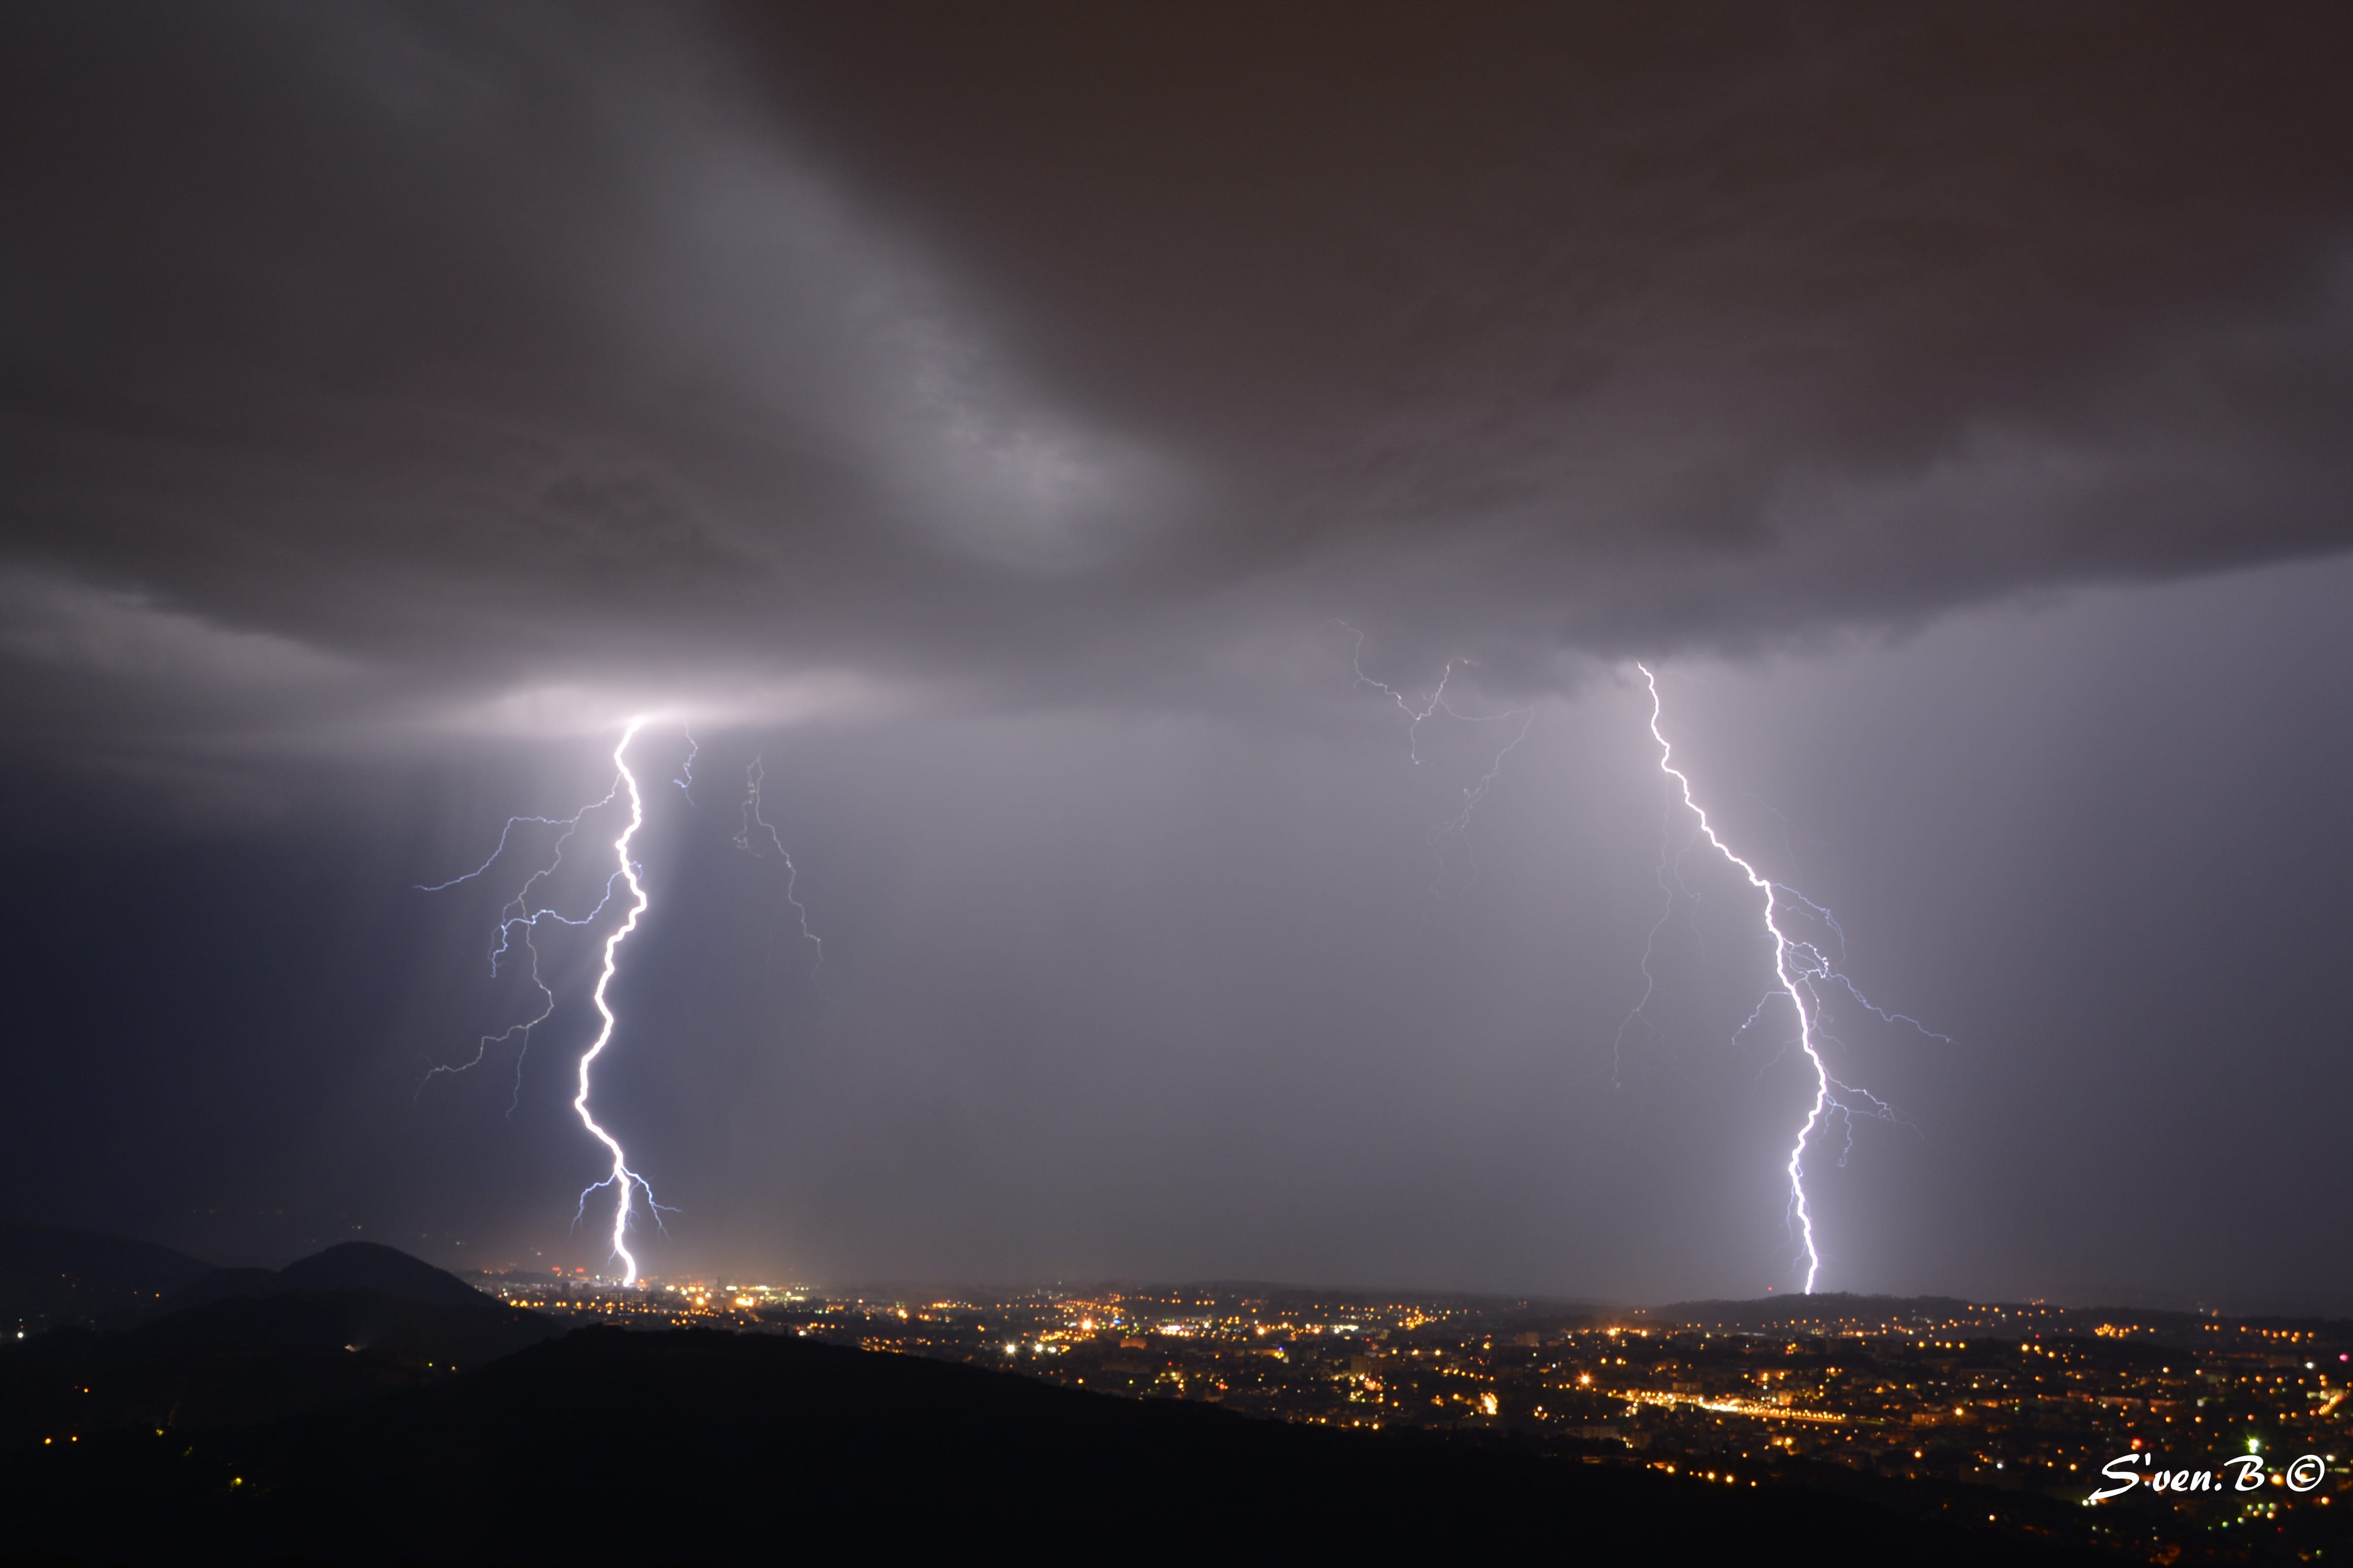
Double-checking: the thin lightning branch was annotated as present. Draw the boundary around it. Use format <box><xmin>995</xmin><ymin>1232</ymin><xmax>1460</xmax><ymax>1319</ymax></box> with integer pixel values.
<box><xmin>571</xmin><ymin>719</ymin><xmax>661</xmax><ymax>1286</ymax></box>
<box><xmin>1337</xmin><ymin>621</ymin><xmax>1534</xmax><ymax>903</ymax></box>
<box><xmin>1347</xmin><ymin>624</ymin><xmax>1454</xmax><ymax>764</ymax></box>
<box><xmin>1731</xmin><ymin>988</ymin><xmax>1780</xmax><ymax>1047</ymax></box>
<box><xmin>676</xmin><ymin>726</ymin><xmax>698</xmax><ymax>804</ymax></box>
<box><xmin>1427</xmin><ymin>706</ymin><xmax>1535</xmax><ymax>903</ymax></box>
<box><xmin>1767</xmin><ymin>886</ymin><xmax>1952</xmax><ymax>1042</ymax></box>
<box><xmin>416</xmin><ymin>922</ymin><xmax>555</xmax><ymax>1106</ymax></box>
<box><xmin>415</xmin><ymin>812</ymin><xmax>596</xmax><ymax>893</ymax></box>
<box><xmin>416</xmin><ymin>783</ymin><xmax>625</xmax><ymax>1099</ymax></box>
<box><xmin>1726</xmin><ymin>901</ymin><xmax>1949</xmax><ymax>1048</ymax></box>
<box><xmin>735</xmin><ymin>755</ymin><xmax>826</xmax><ymax>979</ymax></box>
<box><xmin>1824</xmin><ymin>1071</ymin><xmax>1904</xmax><ymax>1129</ymax></box>
<box><xmin>1824</xmin><ymin>974</ymin><xmax>1949</xmax><ymax>1042</ymax></box>
<box><xmin>1611</xmin><ymin>804</ymin><xmax>1683</xmax><ymax>1084</ymax></box>
<box><xmin>487</xmin><ymin>872</ymin><xmax>624</xmax><ymax>978</ymax></box>
<box><xmin>494</xmin><ymin>790</ymin><xmax>613</xmax><ymax>959</ymax></box>
<box><xmin>493</xmin><ymin>925</ymin><xmax>551</xmax><ymax>1117</ymax></box>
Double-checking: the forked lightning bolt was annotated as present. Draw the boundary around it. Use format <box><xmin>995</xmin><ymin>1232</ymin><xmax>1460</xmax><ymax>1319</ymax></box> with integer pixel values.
<box><xmin>1626</xmin><ymin>666</ymin><xmax>1939</xmax><ymax>1294</ymax></box>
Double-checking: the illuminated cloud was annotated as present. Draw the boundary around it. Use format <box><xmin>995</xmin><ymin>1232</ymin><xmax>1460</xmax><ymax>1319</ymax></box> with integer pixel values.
<box><xmin>0</xmin><ymin>3</ymin><xmax>2344</xmax><ymax>765</ymax></box>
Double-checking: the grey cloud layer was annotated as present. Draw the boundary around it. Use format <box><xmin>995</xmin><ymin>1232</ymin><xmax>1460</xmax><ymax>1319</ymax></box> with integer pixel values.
<box><xmin>4</xmin><ymin>1</ymin><xmax>2349</xmax><ymax>750</ymax></box>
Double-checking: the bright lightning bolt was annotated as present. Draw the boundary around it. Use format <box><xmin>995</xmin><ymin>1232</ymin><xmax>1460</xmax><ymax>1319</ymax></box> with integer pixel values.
<box><xmin>1625</xmin><ymin>665</ymin><xmax>1940</xmax><ymax>1294</ymax></box>
<box><xmin>570</xmin><ymin>718</ymin><xmax>661</xmax><ymax>1286</ymax></box>
<box><xmin>418</xmin><ymin>720</ymin><xmax>672</xmax><ymax>1284</ymax></box>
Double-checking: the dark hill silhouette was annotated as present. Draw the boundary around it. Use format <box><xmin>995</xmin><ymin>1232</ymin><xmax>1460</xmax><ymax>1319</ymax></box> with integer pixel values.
<box><xmin>1</xmin><ymin>1240</ymin><xmax>561</xmax><ymax>1448</ymax></box>
<box><xmin>166</xmin><ymin>1240</ymin><xmax>497</xmax><ymax>1314</ymax></box>
<box><xmin>2</xmin><ymin>1325</ymin><xmax>2108</xmax><ymax>1566</ymax></box>
<box><xmin>278</xmin><ymin>1240</ymin><xmax>502</xmax><ymax>1310</ymax></box>
<box><xmin>130</xmin><ymin>1283</ymin><xmax>561</xmax><ymax>1368</ymax></box>
<box><xmin>160</xmin><ymin>1266</ymin><xmax>280</xmax><ymax>1309</ymax></box>
<box><xmin>0</xmin><ymin>1222</ymin><xmax>216</xmax><ymax>1332</ymax></box>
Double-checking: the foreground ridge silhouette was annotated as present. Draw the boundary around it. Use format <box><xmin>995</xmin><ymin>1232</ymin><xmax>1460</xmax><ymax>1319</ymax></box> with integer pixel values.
<box><xmin>0</xmin><ymin>1232</ymin><xmax>2130</xmax><ymax>1565</ymax></box>
<box><xmin>6</xmin><ymin>1282</ymin><xmax>2110</xmax><ymax>1564</ymax></box>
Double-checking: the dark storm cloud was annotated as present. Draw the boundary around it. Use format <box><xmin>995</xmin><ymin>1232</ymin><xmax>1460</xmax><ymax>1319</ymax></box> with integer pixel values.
<box><xmin>3</xmin><ymin>1</ymin><xmax>2350</xmax><ymax>759</ymax></box>
<box><xmin>734</xmin><ymin>3</ymin><xmax>2353</xmax><ymax>645</ymax></box>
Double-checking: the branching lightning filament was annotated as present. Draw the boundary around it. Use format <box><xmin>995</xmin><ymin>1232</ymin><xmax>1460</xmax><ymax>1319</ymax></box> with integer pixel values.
<box><xmin>415</xmin><ymin>779</ymin><xmax>624</xmax><ymax>1110</ymax></box>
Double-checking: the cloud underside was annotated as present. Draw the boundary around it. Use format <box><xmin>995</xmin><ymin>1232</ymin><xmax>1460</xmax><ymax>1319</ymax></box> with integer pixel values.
<box><xmin>2</xmin><ymin>2</ymin><xmax>2348</xmax><ymax>746</ymax></box>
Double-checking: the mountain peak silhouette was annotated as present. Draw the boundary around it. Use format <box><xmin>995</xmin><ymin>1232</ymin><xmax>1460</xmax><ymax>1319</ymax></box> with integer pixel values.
<box><xmin>166</xmin><ymin>1239</ymin><xmax>493</xmax><ymax>1314</ymax></box>
<box><xmin>274</xmin><ymin>1242</ymin><xmax>491</xmax><ymax>1310</ymax></box>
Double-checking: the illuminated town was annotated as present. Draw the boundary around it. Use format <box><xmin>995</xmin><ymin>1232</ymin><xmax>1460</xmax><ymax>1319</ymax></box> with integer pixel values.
<box><xmin>478</xmin><ymin>1271</ymin><xmax>2347</xmax><ymax>1558</ymax></box>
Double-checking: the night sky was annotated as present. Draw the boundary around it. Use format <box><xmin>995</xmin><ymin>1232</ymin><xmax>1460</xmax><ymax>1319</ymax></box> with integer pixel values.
<box><xmin>2</xmin><ymin>3</ymin><xmax>2347</xmax><ymax>1309</ymax></box>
